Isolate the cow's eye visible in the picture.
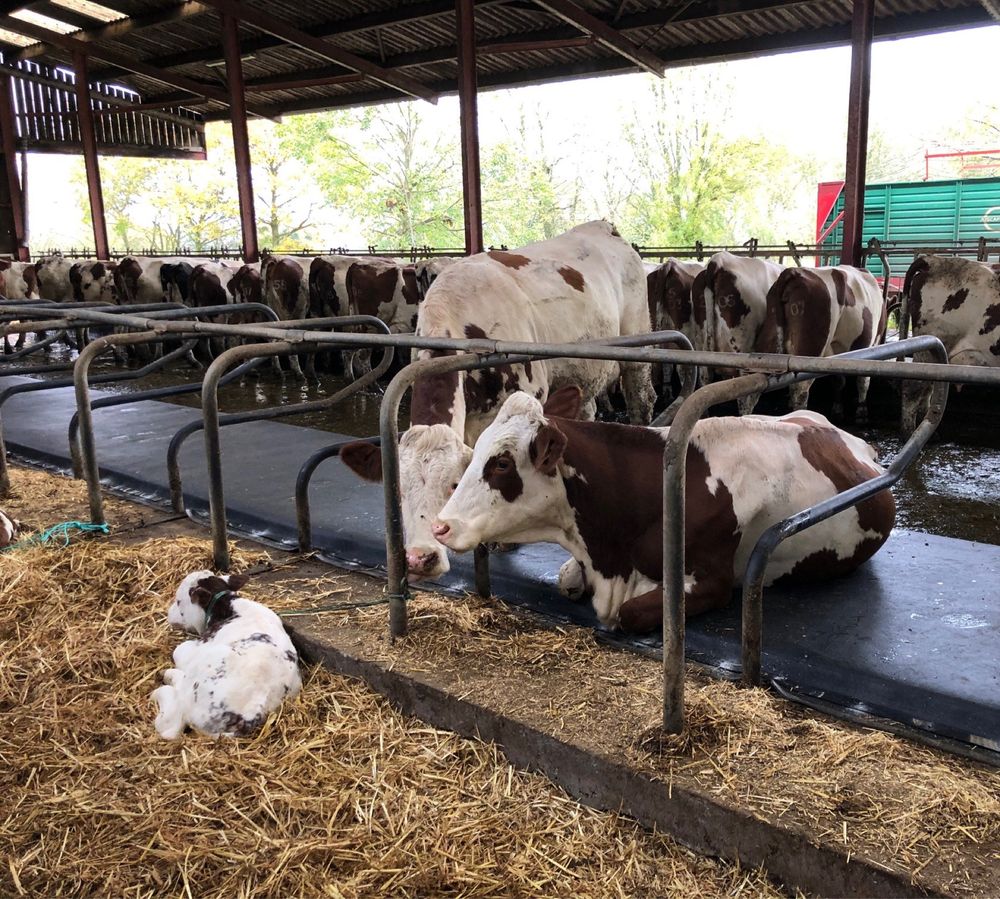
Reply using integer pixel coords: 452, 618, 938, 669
448, 482, 458, 494
495, 457, 511, 472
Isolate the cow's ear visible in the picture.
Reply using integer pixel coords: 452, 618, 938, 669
542, 385, 583, 420
529, 424, 567, 476
226, 573, 250, 592
341, 442, 383, 482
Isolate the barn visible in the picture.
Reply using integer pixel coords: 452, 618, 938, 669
2, 2, 1000, 896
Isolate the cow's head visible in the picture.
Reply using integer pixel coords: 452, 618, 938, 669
78, 262, 115, 303
341, 426, 473, 582
432, 389, 581, 553
167, 569, 250, 634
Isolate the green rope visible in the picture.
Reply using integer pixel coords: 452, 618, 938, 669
1, 520, 110, 553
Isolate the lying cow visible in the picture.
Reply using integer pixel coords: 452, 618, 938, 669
646, 258, 706, 394
340, 220, 657, 583
431, 388, 894, 632
696, 251, 784, 375
901, 255, 1000, 432
151, 570, 301, 739
745, 265, 886, 417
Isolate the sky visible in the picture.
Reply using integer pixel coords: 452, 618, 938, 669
22, 23, 1000, 251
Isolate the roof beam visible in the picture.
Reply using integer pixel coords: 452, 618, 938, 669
196, 0, 438, 103
15, 2, 208, 62
104, 0, 508, 75
28, 1, 104, 30
0, 13, 275, 118
530, 0, 664, 76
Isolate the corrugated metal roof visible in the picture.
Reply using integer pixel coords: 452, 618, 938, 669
0, 0, 992, 123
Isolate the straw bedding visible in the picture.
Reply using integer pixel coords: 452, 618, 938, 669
0, 467, 788, 899
327, 594, 1000, 896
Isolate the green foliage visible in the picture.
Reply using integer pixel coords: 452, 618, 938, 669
610, 73, 815, 245
307, 103, 464, 249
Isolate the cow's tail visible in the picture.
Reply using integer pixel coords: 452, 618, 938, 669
757, 267, 802, 355
899, 256, 929, 342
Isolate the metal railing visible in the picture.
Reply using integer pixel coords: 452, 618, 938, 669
7, 304, 1000, 739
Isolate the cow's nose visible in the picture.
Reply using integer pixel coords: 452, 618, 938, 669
431, 521, 450, 540
406, 548, 439, 574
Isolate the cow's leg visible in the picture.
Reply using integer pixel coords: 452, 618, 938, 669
581, 396, 598, 421
788, 381, 812, 412
621, 362, 656, 425
737, 390, 763, 416
289, 353, 305, 380
617, 574, 732, 634
557, 558, 590, 602
855, 375, 873, 424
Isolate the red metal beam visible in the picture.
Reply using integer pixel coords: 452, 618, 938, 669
0, 75, 28, 260
222, 13, 258, 264
456, 0, 482, 256
841, 0, 874, 268
72, 52, 109, 261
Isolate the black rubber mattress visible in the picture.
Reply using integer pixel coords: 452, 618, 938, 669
2, 374, 998, 761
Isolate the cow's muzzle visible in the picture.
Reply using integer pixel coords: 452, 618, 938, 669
405, 546, 446, 582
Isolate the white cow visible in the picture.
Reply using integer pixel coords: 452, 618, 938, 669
340, 220, 657, 582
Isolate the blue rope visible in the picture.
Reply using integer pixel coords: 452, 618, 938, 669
2, 520, 110, 553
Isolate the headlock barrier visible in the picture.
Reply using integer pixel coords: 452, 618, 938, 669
2, 301, 1000, 762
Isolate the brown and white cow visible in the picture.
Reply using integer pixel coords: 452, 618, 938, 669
901, 255, 1000, 432
432, 390, 895, 632
261, 253, 309, 377
35, 253, 77, 301
646, 258, 706, 393
69, 260, 116, 303
745, 265, 886, 416
414, 256, 459, 299
696, 251, 785, 375
340, 220, 657, 582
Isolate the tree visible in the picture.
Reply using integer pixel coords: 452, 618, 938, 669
481, 103, 583, 247
608, 71, 816, 245
308, 102, 464, 249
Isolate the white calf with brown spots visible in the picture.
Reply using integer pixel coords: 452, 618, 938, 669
152, 571, 301, 739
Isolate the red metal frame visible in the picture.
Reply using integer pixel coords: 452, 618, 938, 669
456, 0, 483, 256
841, 0, 874, 268
72, 52, 110, 261
222, 12, 259, 264
925, 148, 1000, 181
0, 75, 29, 261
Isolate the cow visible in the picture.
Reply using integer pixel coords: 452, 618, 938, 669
160, 261, 195, 304
35, 253, 76, 301
0, 260, 39, 352
69, 260, 116, 303
113, 256, 210, 306
186, 262, 242, 359
431, 388, 895, 632
415, 256, 459, 299
261, 253, 309, 377
228, 263, 262, 306
743, 265, 886, 418
339, 220, 657, 583
646, 258, 706, 395
695, 251, 785, 378
151, 570, 301, 739
344, 258, 422, 378
900, 255, 1000, 432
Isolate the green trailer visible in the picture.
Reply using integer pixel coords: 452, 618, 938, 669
816, 176, 1000, 282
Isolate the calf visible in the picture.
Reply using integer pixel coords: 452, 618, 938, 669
646, 258, 706, 393
0, 508, 19, 547
432, 390, 894, 632
696, 251, 784, 375
746, 265, 886, 417
261, 253, 309, 377
901, 255, 1000, 431
340, 220, 656, 583
151, 570, 301, 739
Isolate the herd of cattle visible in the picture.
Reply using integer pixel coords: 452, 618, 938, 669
3, 219, 998, 631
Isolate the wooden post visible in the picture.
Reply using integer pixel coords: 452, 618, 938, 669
222, 12, 259, 263
73, 51, 110, 260
0, 75, 28, 260
456, 0, 483, 256
841, 0, 875, 267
